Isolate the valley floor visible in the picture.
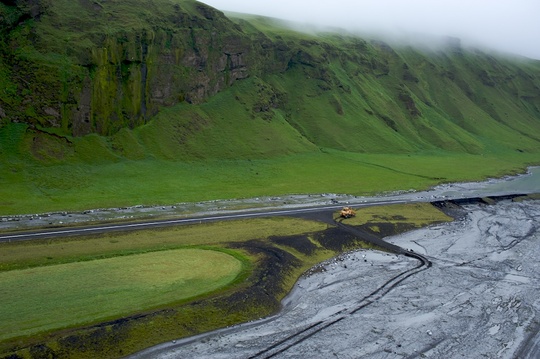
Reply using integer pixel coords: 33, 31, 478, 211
3, 166, 540, 232
134, 199, 540, 359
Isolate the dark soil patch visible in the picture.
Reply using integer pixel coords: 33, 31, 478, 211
270, 234, 318, 255
229, 239, 302, 297
313, 227, 361, 251
360, 222, 418, 239
431, 200, 469, 220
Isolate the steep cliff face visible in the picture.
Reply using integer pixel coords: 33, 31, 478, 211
0, 0, 260, 136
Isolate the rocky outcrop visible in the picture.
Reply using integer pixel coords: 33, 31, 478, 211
0, 0, 265, 136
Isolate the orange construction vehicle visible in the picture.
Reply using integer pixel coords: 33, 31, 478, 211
340, 206, 356, 218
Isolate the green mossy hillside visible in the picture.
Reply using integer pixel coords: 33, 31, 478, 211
1, 0, 539, 149
0, 0, 253, 135
0, 1, 540, 215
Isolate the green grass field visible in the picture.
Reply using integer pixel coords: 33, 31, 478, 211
0, 248, 242, 342
341, 202, 453, 227
0, 217, 326, 345
1, 135, 536, 215
0, 217, 327, 271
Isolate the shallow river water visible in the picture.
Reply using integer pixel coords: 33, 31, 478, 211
130, 169, 540, 359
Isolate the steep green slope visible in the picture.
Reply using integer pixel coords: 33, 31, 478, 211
0, 1, 539, 215
0, 0, 253, 135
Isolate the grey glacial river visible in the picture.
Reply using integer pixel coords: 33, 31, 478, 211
131, 168, 540, 359
428, 166, 540, 197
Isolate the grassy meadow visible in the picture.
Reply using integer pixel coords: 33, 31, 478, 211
0, 249, 243, 342
1, 150, 536, 216
1, 120, 537, 215
341, 202, 454, 228
0, 217, 327, 354
0, 217, 327, 271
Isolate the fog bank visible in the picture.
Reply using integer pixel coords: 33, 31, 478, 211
199, 0, 540, 60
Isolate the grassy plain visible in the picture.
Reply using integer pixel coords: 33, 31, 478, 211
0, 249, 242, 342
340, 202, 454, 237
1, 134, 536, 216
0, 217, 327, 271
341, 202, 454, 227
0, 218, 326, 351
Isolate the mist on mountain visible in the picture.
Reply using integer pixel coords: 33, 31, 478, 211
200, 0, 540, 60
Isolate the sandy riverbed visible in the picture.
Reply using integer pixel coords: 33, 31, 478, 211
135, 199, 540, 359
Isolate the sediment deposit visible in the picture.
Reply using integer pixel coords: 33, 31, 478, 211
141, 199, 540, 358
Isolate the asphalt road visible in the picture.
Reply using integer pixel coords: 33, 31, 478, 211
0, 199, 408, 243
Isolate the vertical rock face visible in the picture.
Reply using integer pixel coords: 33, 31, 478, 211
72, 76, 92, 136
0, 0, 257, 136
72, 10, 254, 136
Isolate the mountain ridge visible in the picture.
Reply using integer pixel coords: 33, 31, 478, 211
0, 0, 539, 150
